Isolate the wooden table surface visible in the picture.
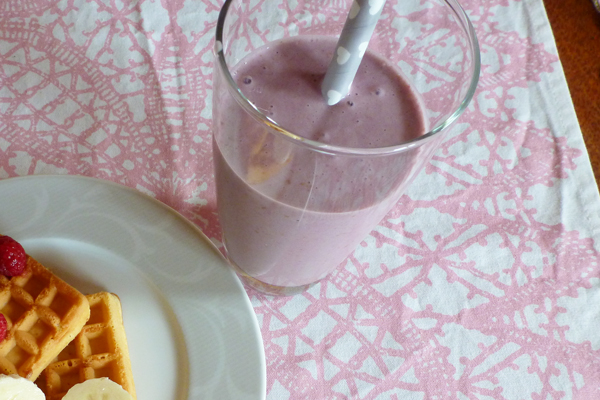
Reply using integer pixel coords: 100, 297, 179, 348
544, 0, 600, 186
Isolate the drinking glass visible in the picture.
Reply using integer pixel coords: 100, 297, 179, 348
212, 0, 480, 295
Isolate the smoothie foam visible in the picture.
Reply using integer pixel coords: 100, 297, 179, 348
213, 36, 427, 287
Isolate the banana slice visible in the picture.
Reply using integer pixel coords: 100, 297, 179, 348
0, 374, 45, 399
63, 378, 134, 400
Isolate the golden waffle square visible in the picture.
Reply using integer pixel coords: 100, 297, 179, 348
38, 292, 136, 400
0, 255, 91, 381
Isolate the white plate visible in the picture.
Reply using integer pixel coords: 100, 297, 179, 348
0, 175, 266, 400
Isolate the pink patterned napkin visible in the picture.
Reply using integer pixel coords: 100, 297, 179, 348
1, 0, 599, 399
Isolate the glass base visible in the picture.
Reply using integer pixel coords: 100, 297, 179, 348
227, 258, 317, 296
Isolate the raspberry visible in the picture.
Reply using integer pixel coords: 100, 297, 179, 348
0, 235, 27, 277
0, 313, 7, 342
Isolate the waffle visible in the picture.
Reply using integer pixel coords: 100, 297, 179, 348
0, 255, 91, 381
38, 292, 136, 400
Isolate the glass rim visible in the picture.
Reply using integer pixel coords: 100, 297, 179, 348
214, 0, 481, 156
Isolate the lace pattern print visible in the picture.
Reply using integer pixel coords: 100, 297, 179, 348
1, 0, 599, 399
0, 0, 221, 238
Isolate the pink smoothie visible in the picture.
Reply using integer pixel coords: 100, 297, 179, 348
213, 36, 427, 288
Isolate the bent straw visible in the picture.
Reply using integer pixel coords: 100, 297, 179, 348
321, 0, 387, 106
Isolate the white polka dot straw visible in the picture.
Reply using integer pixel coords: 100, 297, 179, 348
321, 0, 387, 106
